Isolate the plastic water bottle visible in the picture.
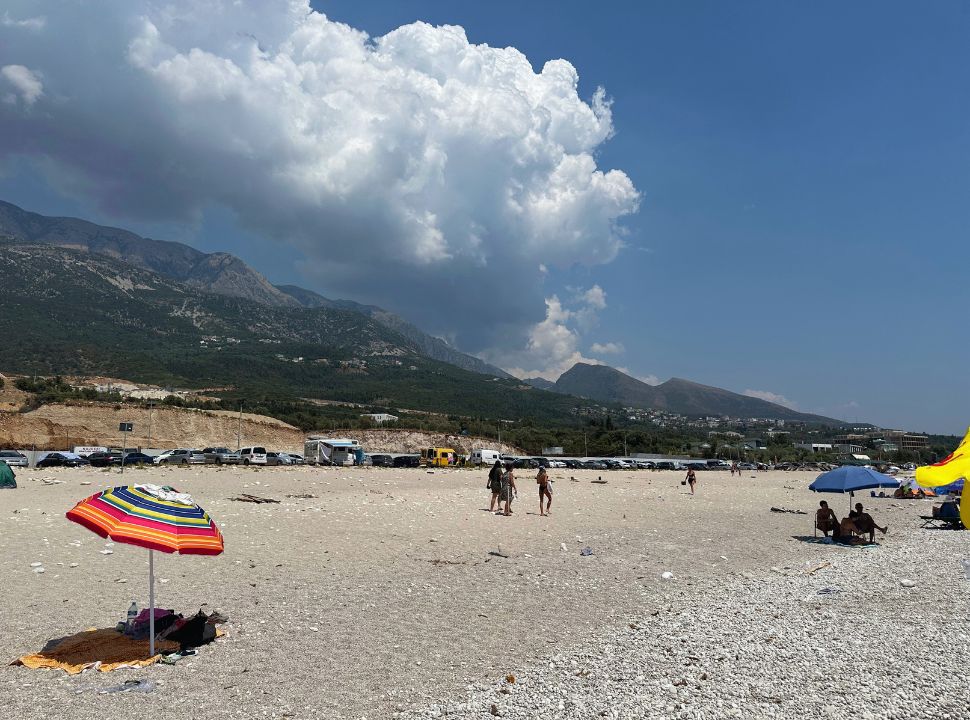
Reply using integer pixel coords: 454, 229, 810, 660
961, 559, 970, 580
126, 600, 138, 632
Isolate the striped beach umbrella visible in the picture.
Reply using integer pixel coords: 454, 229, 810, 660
67, 485, 223, 655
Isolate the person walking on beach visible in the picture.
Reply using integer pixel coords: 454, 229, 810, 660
499, 463, 517, 516
685, 467, 697, 494
537, 465, 552, 516
487, 460, 503, 512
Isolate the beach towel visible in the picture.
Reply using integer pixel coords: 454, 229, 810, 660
11, 628, 179, 674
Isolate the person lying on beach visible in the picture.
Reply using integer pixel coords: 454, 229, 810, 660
851, 503, 887, 543
815, 501, 839, 537
537, 466, 552, 516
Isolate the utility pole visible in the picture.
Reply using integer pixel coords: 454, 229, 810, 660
236, 402, 243, 451
147, 402, 154, 448
584, 432, 588, 457
623, 431, 628, 457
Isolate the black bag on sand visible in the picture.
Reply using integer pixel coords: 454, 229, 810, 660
165, 610, 210, 651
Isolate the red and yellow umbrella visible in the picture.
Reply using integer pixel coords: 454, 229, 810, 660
67, 485, 224, 655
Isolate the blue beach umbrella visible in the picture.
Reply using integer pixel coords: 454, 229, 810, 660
810, 466, 900, 511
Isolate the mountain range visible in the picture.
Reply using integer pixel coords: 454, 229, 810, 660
0, 200, 508, 379
0, 199, 842, 424
527, 363, 840, 424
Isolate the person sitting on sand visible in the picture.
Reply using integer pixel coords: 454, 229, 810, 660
487, 460, 504, 512
537, 466, 552, 516
815, 500, 839, 537
851, 503, 888, 543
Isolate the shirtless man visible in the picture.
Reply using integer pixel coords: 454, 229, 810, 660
815, 500, 838, 537
537, 466, 552, 516
852, 503, 888, 543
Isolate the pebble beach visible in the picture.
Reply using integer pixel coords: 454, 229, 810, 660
0, 465, 965, 719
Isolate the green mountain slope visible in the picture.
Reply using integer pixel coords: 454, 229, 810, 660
0, 242, 581, 421
0, 199, 509, 379
275, 284, 511, 378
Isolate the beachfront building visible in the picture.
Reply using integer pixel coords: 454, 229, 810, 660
361, 413, 399, 424
794, 443, 834, 453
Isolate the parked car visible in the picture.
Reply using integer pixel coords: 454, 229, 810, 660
738, 462, 757, 471
369, 454, 393, 467
531, 457, 551, 468
86, 451, 124, 467
265, 451, 293, 466
513, 457, 539, 469
239, 446, 268, 465
121, 452, 156, 466
548, 459, 567, 468
154, 449, 194, 465
0, 450, 29, 467
392, 454, 420, 468
283, 453, 305, 465
195, 447, 240, 465
37, 452, 89, 468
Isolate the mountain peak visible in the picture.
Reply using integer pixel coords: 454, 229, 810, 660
555, 362, 839, 422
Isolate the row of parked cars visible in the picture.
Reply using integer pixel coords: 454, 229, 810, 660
0, 447, 306, 468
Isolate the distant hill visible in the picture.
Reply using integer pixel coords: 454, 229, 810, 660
553, 363, 842, 423
0, 200, 508, 379
0, 242, 579, 421
522, 377, 557, 391
274, 285, 510, 378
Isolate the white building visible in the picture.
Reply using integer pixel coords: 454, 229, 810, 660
361, 413, 399, 424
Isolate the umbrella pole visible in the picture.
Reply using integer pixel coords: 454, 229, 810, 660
149, 549, 155, 657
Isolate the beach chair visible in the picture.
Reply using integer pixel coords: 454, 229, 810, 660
920, 502, 964, 530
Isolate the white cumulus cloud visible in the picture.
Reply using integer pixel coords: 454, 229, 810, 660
743, 389, 798, 409
1, 64, 42, 105
590, 341, 624, 354
0, 0, 640, 363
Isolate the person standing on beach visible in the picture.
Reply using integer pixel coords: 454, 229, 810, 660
500, 463, 517, 516
487, 460, 503, 512
537, 465, 552, 516
686, 467, 697, 494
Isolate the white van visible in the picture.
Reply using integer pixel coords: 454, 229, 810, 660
239, 446, 268, 465
470, 448, 501, 466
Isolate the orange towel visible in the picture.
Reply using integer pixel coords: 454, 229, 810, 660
12, 628, 179, 674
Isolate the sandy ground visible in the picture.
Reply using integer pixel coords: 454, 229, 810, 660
0, 466, 955, 719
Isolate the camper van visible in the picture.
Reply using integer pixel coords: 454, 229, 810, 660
421, 447, 456, 467
304, 437, 362, 466
470, 449, 501, 466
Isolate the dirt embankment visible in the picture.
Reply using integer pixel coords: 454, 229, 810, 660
0, 403, 303, 451
0, 402, 524, 455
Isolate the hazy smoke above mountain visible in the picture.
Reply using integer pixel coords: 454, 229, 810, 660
0, 1, 639, 371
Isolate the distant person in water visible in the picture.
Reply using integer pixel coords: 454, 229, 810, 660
537, 465, 552, 516
487, 460, 503, 512
686, 467, 697, 494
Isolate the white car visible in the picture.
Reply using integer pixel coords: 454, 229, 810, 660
548, 460, 567, 468
239, 446, 268, 465
0, 450, 28, 467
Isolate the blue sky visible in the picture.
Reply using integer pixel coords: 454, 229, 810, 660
1, 1, 967, 433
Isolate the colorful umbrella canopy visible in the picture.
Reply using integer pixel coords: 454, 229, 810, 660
67, 484, 223, 657
67, 485, 223, 555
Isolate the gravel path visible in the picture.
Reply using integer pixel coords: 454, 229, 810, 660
402, 523, 970, 720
